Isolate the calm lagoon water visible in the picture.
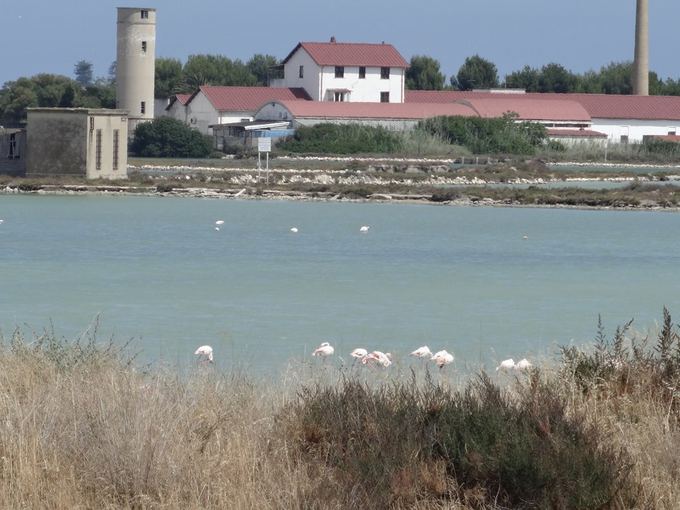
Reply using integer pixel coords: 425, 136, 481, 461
1, 194, 679, 375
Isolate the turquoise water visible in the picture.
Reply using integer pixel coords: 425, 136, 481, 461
1, 195, 679, 375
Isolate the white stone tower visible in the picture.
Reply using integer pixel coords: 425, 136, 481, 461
633, 0, 649, 96
116, 7, 156, 132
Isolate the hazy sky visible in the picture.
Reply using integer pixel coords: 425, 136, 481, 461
2, 0, 679, 85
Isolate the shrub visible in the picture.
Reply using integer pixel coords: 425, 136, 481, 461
418, 113, 548, 155
130, 117, 213, 158
561, 308, 680, 404
280, 375, 630, 508
278, 123, 404, 154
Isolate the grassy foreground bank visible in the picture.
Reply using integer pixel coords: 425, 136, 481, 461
1, 312, 680, 509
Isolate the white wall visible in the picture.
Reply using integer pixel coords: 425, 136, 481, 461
592, 118, 680, 143
218, 112, 254, 124
255, 102, 294, 122
280, 49, 321, 100
254, 102, 416, 129
185, 91, 218, 134
319, 66, 404, 103
165, 101, 187, 123
154, 98, 169, 118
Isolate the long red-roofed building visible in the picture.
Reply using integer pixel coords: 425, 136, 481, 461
406, 90, 680, 143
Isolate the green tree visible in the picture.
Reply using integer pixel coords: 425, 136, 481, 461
182, 54, 257, 89
595, 62, 633, 94
537, 63, 578, 93
455, 55, 499, 91
108, 61, 117, 85
59, 83, 76, 107
0, 78, 38, 124
155, 57, 184, 98
130, 117, 213, 158
74, 60, 93, 87
504, 65, 540, 91
406, 55, 446, 90
246, 54, 280, 86
659, 78, 680, 96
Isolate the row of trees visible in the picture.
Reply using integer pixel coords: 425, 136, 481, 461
0, 55, 277, 125
0, 61, 116, 125
154, 54, 279, 98
406, 55, 680, 95
157, 52, 680, 98
3, 52, 680, 125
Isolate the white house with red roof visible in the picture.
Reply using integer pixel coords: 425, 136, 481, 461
181, 85, 310, 134
271, 38, 408, 103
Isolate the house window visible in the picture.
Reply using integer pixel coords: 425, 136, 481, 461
669, 130, 677, 136
359, 66, 366, 79
141, 41, 147, 53
333, 91, 347, 102
380, 92, 390, 103
96, 129, 102, 170
381, 67, 390, 79
8, 134, 17, 160
141, 101, 146, 114
140, 9, 149, 18
335, 66, 344, 78
299, 65, 304, 78
113, 130, 119, 170
620, 135, 629, 144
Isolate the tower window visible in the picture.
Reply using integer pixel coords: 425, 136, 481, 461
141, 41, 147, 53
95, 129, 102, 170
140, 10, 149, 19
141, 101, 146, 114
113, 130, 119, 170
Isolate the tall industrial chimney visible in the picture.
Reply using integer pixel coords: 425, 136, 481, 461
116, 7, 156, 133
633, 0, 649, 96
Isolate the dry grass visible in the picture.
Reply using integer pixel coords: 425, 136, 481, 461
1, 313, 680, 509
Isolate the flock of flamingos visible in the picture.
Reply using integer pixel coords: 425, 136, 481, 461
193, 343, 533, 372
199, 220, 534, 373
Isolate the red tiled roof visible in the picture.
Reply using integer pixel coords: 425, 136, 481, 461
648, 135, 680, 142
459, 98, 590, 122
175, 93, 191, 105
165, 93, 192, 111
191, 86, 310, 112
262, 100, 478, 120
283, 41, 408, 68
547, 129, 608, 138
405, 90, 680, 121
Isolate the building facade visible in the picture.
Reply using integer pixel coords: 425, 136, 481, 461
26, 108, 128, 180
272, 39, 408, 103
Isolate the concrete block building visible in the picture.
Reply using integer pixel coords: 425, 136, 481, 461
26, 108, 128, 180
